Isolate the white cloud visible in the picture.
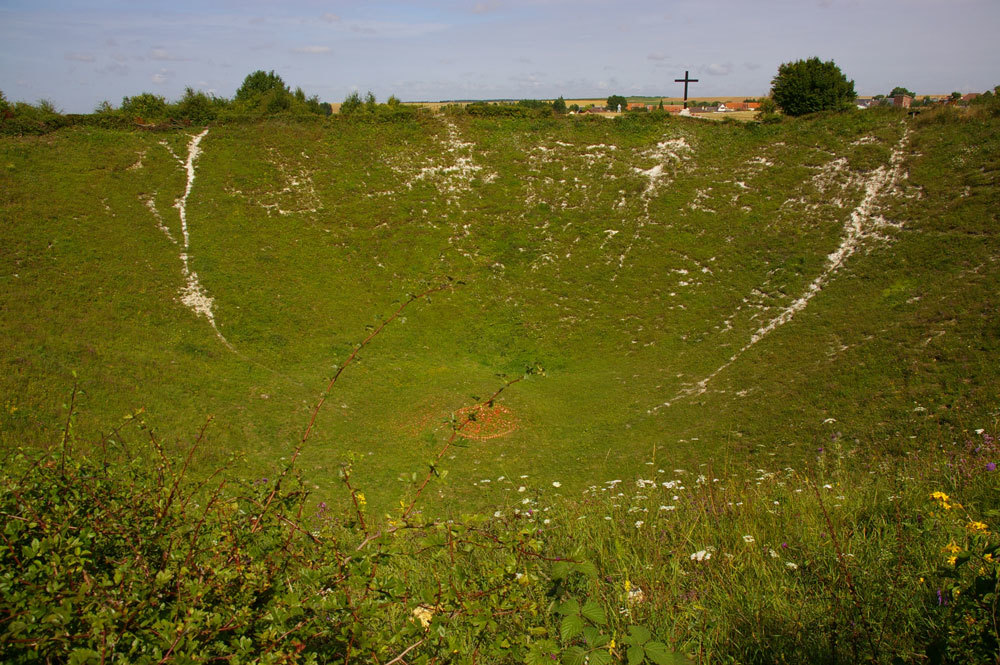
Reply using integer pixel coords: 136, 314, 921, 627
293, 45, 332, 54
473, 2, 502, 14
321, 13, 341, 22
647, 53, 669, 62
150, 49, 189, 62
99, 62, 130, 76
706, 62, 734, 76
151, 69, 172, 84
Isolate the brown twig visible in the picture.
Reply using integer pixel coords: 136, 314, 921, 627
386, 639, 424, 665
402, 373, 528, 521
253, 280, 455, 532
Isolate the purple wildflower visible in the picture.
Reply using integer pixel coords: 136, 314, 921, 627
988, 462, 997, 472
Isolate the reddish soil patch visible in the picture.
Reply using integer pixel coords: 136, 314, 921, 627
454, 403, 518, 440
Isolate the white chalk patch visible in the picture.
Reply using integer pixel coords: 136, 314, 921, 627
652, 127, 912, 412
145, 130, 232, 349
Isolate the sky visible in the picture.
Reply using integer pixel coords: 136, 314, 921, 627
1, 0, 998, 113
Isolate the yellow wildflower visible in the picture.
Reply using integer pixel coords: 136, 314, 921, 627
968, 521, 988, 533
918, 577, 924, 584
930, 491, 950, 502
356, 492, 367, 508
608, 639, 616, 652
943, 542, 962, 554
984, 553, 994, 563
947, 555, 958, 566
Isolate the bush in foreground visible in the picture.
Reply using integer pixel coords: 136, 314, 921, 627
4, 407, 998, 663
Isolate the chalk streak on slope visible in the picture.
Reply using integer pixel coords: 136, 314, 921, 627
651, 128, 911, 412
145, 130, 233, 350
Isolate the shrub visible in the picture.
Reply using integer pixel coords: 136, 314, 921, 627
120, 92, 168, 121
174, 87, 220, 124
770, 57, 856, 117
339, 91, 363, 115
235, 70, 289, 103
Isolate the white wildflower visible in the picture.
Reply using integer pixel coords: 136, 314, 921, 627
412, 606, 433, 628
690, 549, 711, 562
552, 481, 561, 488
743, 535, 755, 544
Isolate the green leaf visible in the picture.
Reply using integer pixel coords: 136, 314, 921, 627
625, 625, 651, 646
627, 645, 646, 665
581, 600, 606, 625
556, 599, 581, 616
644, 642, 689, 665
574, 561, 599, 579
552, 561, 571, 580
525, 640, 559, 665
561, 613, 585, 642
589, 649, 613, 665
562, 646, 587, 665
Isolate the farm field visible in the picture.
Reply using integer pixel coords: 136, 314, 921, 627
3, 107, 998, 517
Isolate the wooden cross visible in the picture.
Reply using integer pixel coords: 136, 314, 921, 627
674, 70, 699, 109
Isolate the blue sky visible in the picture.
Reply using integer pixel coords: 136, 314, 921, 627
2, 0, 998, 112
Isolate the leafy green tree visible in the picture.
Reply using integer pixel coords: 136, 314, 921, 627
951, 91, 962, 101
606, 95, 627, 111
340, 91, 363, 114
235, 70, 288, 102
889, 86, 915, 98
769, 57, 856, 116
175, 87, 220, 123
121, 92, 167, 120
0, 90, 9, 115
552, 96, 567, 114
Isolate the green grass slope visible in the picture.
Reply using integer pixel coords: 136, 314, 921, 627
1, 108, 998, 514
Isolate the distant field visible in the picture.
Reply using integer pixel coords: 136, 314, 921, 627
2, 107, 998, 516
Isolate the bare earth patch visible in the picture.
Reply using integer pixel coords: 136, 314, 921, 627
455, 403, 518, 440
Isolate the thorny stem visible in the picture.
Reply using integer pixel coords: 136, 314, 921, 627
402, 373, 527, 521
810, 479, 878, 659
60, 382, 79, 475
253, 280, 455, 532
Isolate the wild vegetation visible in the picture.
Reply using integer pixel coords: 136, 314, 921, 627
1, 79, 999, 662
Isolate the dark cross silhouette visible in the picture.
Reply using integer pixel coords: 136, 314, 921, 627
674, 70, 699, 109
